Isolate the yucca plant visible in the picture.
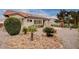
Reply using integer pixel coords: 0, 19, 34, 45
28, 25, 36, 41
22, 27, 27, 34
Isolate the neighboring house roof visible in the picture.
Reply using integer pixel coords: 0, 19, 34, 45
4, 10, 50, 20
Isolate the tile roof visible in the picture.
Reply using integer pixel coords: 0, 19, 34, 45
4, 10, 29, 17
4, 10, 50, 20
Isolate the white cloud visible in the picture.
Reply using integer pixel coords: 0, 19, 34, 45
50, 16, 58, 19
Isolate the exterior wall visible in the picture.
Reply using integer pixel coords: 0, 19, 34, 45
49, 19, 54, 25
22, 18, 44, 28
44, 19, 54, 27
34, 19, 43, 26
22, 18, 34, 28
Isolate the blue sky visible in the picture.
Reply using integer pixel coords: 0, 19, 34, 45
0, 9, 79, 20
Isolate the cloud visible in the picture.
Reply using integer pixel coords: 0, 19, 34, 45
50, 16, 58, 19
27, 9, 48, 16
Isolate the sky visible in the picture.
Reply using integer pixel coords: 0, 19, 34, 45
0, 9, 79, 21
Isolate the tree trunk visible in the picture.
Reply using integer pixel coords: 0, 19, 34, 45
76, 17, 78, 26
68, 20, 70, 28
31, 32, 33, 41
74, 17, 78, 27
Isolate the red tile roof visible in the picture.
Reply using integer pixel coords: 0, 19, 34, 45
4, 10, 50, 20
4, 10, 29, 17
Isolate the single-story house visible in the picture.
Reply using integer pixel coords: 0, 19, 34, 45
4, 10, 50, 28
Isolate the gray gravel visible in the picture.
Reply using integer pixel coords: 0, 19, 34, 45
55, 27, 79, 49
0, 28, 63, 49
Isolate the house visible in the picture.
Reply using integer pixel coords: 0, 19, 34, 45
4, 10, 50, 28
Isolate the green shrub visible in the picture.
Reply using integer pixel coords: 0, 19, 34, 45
4, 17, 21, 35
51, 24, 59, 27
22, 27, 27, 34
43, 27, 56, 37
71, 25, 78, 28
64, 24, 69, 28
28, 25, 37, 32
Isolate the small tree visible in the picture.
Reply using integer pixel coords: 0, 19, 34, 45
4, 17, 21, 35
28, 25, 36, 41
43, 27, 56, 37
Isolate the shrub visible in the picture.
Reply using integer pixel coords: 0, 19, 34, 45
4, 17, 21, 35
28, 25, 37, 32
22, 27, 27, 34
71, 25, 78, 28
43, 27, 56, 37
51, 24, 59, 27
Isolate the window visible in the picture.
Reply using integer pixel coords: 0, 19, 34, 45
27, 19, 32, 22
34, 20, 42, 24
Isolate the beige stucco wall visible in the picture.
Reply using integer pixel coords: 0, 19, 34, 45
22, 18, 34, 28
22, 18, 44, 28
44, 19, 54, 27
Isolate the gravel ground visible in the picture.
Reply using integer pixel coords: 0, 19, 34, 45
0, 28, 63, 49
55, 27, 79, 49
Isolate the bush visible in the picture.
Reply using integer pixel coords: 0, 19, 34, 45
51, 24, 59, 27
22, 27, 27, 34
28, 25, 37, 32
4, 17, 21, 35
43, 27, 56, 37
71, 25, 78, 28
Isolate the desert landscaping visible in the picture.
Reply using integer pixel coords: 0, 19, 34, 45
0, 27, 63, 49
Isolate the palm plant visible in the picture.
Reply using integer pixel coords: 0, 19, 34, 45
28, 25, 36, 41
22, 27, 27, 34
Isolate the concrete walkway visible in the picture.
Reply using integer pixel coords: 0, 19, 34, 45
55, 27, 79, 49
